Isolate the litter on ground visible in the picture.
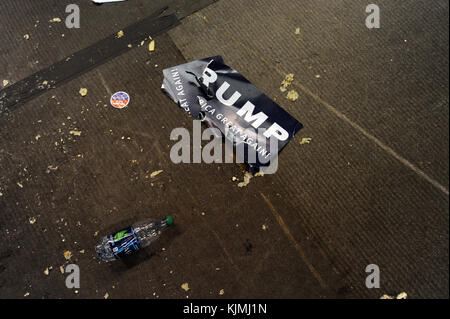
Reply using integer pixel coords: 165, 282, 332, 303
79, 88, 88, 97
149, 40, 155, 51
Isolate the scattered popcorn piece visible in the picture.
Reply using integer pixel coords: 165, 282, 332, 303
262, 224, 268, 230
219, 289, 225, 295
150, 170, 163, 178
46, 165, 58, 173
181, 283, 190, 292
127, 44, 132, 48
300, 137, 312, 145
2, 80, 9, 87
63, 250, 72, 260
24, 34, 30, 40
60, 266, 65, 274
49, 17, 62, 23
69, 130, 82, 136
231, 176, 237, 181
396, 292, 407, 299
117, 30, 124, 38
238, 172, 252, 188
280, 73, 294, 92
104, 292, 109, 299
29, 217, 36, 224
149, 40, 155, 51
35, 134, 41, 141
286, 90, 299, 102
380, 294, 394, 299
295, 27, 301, 35
79, 88, 88, 97
16, 182, 23, 188
24, 292, 30, 297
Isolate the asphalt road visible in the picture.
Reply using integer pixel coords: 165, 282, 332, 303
0, 0, 448, 298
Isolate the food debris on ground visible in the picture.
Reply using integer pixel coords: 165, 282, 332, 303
49, 17, 62, 23
286, 90, 299, 102
24, 34, 30, 40
181, 283, 190, 291
262, 224, 268, 230
16, 182, 23, 188
295, 27, 301, 35
29, 217, 36, 224
300, 137, 312, 145
127, 44, 132, 48
380, 291, 408, 299
46, 165, 58, 173
150, 170, 163, 178
231, 176, 238, 181
35, 134, 41, 141
104, 292, 109, 299
60, 266, 65, 274
2, 79, 9, 87
219, 289, 225, 295
79, 88, 88, 97
117, 30, 124, 38
280, 73, 294, 92
24, 292, 30, 297
44, 266, 52, 275
396, 292, 407, 299
149, 40, 155, 51
69, 130, 82, 136
237, 172, 252, 188
63, 250, 72, 260
238, 170, 264, 188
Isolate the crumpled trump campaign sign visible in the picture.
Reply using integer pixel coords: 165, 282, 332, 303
162, 56, 303, 170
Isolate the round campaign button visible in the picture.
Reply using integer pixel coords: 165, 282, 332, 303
110, 91, 130, 109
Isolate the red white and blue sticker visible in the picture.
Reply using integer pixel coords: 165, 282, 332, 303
110, 91, 130, 109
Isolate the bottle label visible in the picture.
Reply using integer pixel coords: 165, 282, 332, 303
109, 227, 140, 259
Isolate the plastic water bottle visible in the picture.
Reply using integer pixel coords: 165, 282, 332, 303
95, 216, 174, 262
